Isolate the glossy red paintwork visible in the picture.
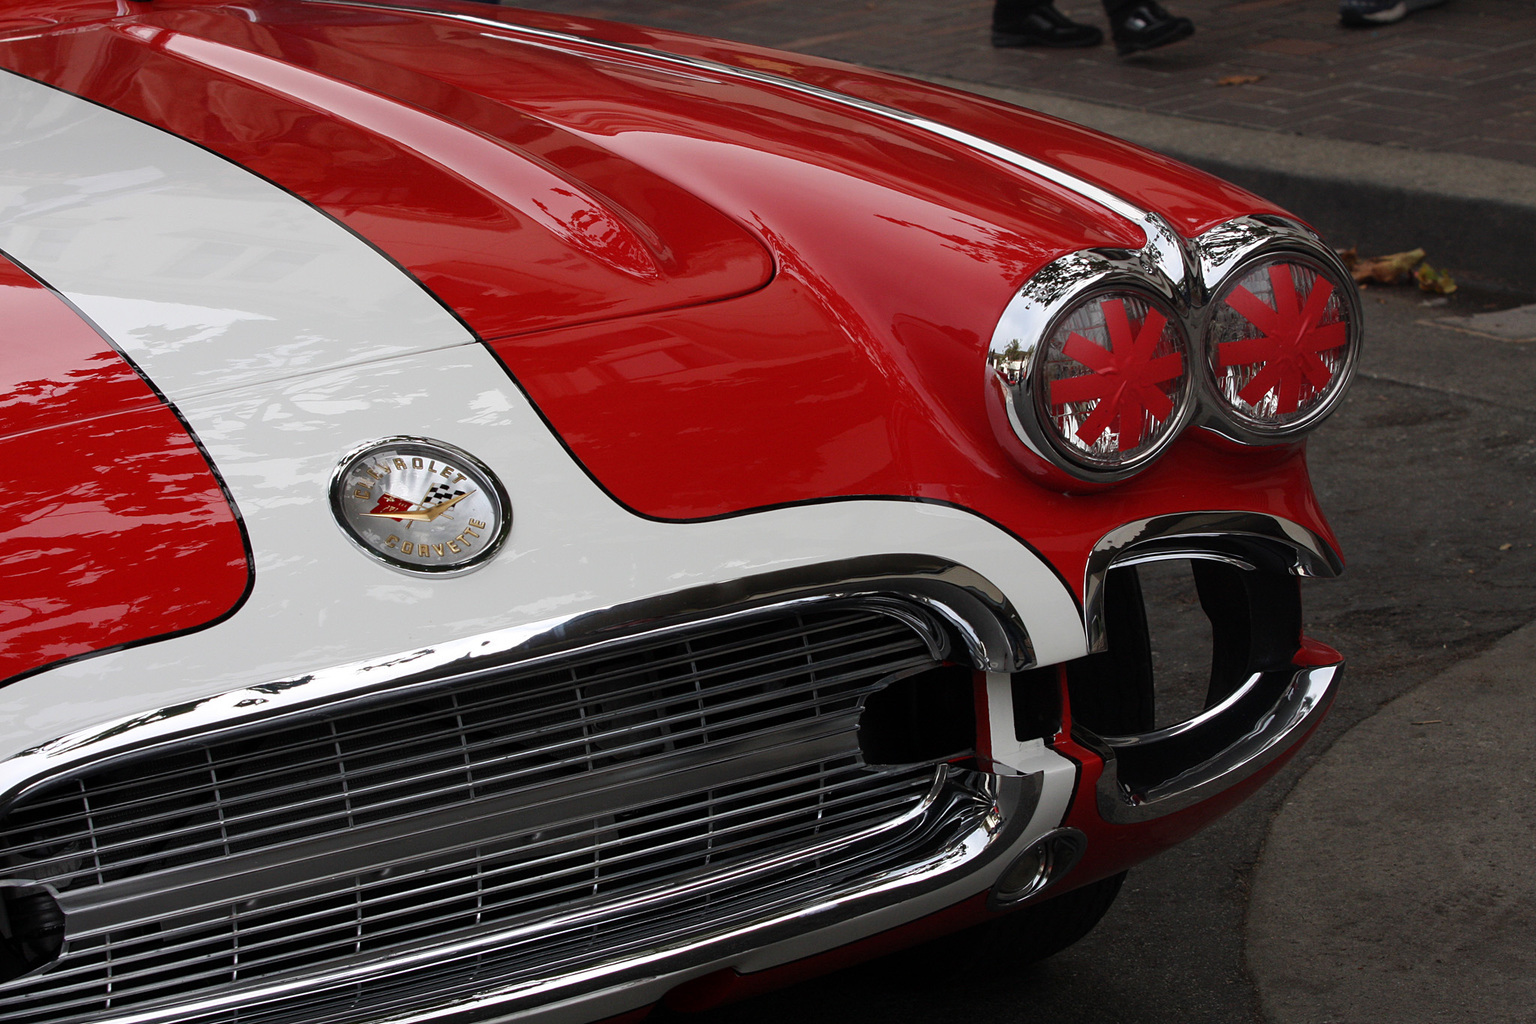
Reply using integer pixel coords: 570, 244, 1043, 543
0, 5, 775, 340
497, 278, 1337, 595
0, 0, 132, 33
0, 1, 1159, 341
0, 0, 1339, 605
484, 5, 1286, 241
0, 6, 1347, 1011
0, 257, 250, 684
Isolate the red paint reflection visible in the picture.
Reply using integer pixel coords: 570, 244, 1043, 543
0, 258, 250, 683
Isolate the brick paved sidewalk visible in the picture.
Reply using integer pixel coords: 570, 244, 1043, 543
504, 0, 1536, 168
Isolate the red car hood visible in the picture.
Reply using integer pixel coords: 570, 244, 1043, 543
0, 0, 1276, 349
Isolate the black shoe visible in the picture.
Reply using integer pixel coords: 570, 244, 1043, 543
1110, 1, 1194, 54
991, 5, 1104, 48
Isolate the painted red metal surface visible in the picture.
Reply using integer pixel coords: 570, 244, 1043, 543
0, 5, 775, 341
0, 0, 133, 33
0, 0, 1339, 603
0, 257, 250, 684
494, 278, 1337, 596
0, 1, 1155, 339
484, 3, 1286, 241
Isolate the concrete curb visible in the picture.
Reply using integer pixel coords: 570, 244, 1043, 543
914, 74, 1536, 292
1244, 618, 1536, 1024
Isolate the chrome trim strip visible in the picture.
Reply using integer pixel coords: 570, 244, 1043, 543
1193, 214, 1328, 294
1097, 670, 1265, 746
1082, 511, 1342, 652
311, 1, 1185, 282
0, 555, 1033, 813
1092, 660, 1340, 824
1107, 549, 1256, 572
0, 563, 1051, 1023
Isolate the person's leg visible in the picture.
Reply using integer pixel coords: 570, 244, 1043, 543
1101, 0, 1194, 54
992, 0, 1104, 47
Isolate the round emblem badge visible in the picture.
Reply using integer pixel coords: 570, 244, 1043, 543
330, 437, 510, 575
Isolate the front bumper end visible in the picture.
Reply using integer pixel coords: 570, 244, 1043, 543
1093, 649, 1340, 825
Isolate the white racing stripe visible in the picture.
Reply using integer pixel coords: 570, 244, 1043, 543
0, 69, 1084, 764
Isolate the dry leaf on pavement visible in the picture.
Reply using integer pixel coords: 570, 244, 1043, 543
1334, 246, 1457, 293
1357, 248, 1425, 284
1414, 261, 1458, 294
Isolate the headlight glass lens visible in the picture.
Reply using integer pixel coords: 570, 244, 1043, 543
1207, 258, 1353, 433
1036, 291, 1189, 471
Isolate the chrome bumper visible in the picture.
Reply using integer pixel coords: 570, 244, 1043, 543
1092, 657, 1341, 824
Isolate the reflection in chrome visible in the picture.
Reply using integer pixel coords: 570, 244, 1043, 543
0, 560, 1047, 1024
989, 216, 1362, 477
315, 1, 1188, 285
987, 250, 1194, 481
1, 555, 1034, 798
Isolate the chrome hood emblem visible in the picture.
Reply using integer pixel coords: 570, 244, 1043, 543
330, 437, 511, 575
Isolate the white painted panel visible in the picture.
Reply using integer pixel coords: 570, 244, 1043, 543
0, 72, 472, 401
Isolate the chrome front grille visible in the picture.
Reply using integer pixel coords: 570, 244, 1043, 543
0, 604, 983, 1024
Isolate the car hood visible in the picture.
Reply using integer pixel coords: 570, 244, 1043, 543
0, 0, 1276, 360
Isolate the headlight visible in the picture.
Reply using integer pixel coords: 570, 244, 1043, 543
1205, 256, 1357, 435
1036, 290, 1191, 472
989, 218, 1360, 485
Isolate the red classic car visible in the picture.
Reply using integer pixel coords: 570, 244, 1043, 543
0, 2, 1356, 1022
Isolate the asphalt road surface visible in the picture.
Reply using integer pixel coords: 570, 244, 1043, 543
653, 285, 1536, 1024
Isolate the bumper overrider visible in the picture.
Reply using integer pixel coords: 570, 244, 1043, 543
0, 510, 1340, 1024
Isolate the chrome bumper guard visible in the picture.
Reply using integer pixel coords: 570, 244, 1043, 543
1080, 510, 1345, 824
1091, 657, 1341, 824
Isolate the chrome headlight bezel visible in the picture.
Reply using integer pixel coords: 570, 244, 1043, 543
1196, 246, 1362, 442
988, 252, 1195, 481
988, 215, 1362, 481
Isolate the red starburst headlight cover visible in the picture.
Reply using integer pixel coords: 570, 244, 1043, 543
1207, 258, 1354, 433
1036, 291, 1191, 471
